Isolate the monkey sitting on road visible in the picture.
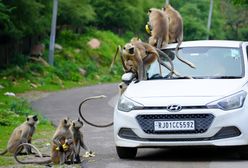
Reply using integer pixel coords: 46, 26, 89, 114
13, 117, 74, 165
162, 4, 196, 69
69, 118, 90, 163
0, 115, 38, 155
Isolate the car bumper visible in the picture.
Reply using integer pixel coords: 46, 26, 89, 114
114, 107, 248, 148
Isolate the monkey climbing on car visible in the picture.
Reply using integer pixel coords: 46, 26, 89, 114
147, 8, 169, 48
0, 115, 38, 155
162, 4, 196, 68
131, 38, 181, 77
123, 38, 182, 80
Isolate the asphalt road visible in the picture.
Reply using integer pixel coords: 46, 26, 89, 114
31, 83, 248, 168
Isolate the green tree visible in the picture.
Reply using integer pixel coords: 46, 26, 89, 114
57, 0, 95, 32
1, 0, 52, 41
90, 0, 150, 35
220, 0, 248, 40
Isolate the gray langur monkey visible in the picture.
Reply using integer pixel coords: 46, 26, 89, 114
51, 117, 72, 164
162, 4, 196, 68
69, 118, 89, 163
148, 8, 169, 48
0, 115, 38, 155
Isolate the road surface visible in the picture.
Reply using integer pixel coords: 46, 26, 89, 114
31, 83, 248, 168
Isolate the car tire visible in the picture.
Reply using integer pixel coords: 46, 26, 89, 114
116, 146, 137, 159
238, 146, 248, 160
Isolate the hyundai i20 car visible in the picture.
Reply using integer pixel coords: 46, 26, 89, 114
114, 40, 248, 159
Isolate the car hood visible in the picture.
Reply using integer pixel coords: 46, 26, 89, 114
125, 79, 246, 99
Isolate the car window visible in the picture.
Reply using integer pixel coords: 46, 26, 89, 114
147, 47, 244, 79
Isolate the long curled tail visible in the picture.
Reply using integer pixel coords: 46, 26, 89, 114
156, 48, 181, 77
79, 95, 113, 128
0, 149, 7, 155
110, 46, 122, 72
14, 143, 51, 164
175, 41, 196, 69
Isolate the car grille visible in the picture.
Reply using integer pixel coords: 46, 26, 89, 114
136, 114, 214, 134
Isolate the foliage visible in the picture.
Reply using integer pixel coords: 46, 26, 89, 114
0, 30, 125, 93
220, 0, 248, 40
58, 0, 95, 31
0, 0, 52, 40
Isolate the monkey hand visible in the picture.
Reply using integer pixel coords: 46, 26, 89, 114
145, 23, 152, 35
62, 143, 69, 151
56, 144, 64, 152
59, 145, 63, 152
56, 143, 69, 152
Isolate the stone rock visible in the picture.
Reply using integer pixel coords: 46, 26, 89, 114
4, 92, 16, 97
75, 48, 81, 53
30, 83, 38, 88
79, 68, 87, 76
55, 43, 63, 50
87, 38, 101, 49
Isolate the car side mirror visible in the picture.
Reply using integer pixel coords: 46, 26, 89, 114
121, 72, 135, 84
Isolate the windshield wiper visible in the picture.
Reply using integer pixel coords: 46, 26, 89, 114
148, 73, 163, 80
192, 76, 242, 79
170, 76, 192, 79
212, 76, 242, 79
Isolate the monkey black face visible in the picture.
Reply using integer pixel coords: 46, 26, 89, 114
148, 9, 151, 14
123, 43, 135, 55
27, 115, 39, 124
62, 117, 71, 127
72, 119, 83, 129
128, 47, 135, 54
33, 115, 38, 122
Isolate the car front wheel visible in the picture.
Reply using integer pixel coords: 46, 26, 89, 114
116, 146, 137, 159
239, 146, 248, 160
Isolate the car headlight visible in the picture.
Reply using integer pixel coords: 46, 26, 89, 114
207, 91, 247, 111
117, 96, 143, 112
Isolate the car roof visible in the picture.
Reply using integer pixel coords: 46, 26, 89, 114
163, 40, 244, 49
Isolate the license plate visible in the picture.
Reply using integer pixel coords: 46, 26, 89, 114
154, 120, 195, 131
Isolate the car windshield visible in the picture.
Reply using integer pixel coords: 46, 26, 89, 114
147, 47, 244, 80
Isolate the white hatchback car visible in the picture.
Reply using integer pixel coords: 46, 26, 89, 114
114, 40, 248, 159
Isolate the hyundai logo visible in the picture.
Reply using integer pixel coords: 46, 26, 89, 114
167, 105, 182, 112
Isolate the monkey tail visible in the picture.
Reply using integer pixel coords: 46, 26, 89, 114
0, 149, 7, 155
175, 41, 196, 69
156, 37, 163, 49
110, 45, 122, 72
155, 48, 181, 77
79, 95, 113, 128
14, 143, 51, 165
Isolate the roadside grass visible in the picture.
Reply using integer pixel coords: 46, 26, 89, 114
0, 29, 124, 166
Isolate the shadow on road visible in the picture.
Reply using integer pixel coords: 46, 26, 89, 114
135, 147, 244, 162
